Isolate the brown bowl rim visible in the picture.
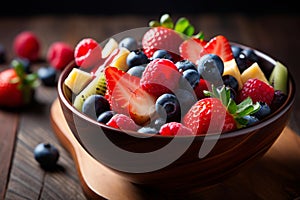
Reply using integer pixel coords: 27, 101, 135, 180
57, 42, 296, 141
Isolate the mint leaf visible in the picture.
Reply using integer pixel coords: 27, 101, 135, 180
175, 17, 190, 33
183, 25, 195, 36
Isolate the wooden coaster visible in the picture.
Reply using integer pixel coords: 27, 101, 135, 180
50, 99, 300, 200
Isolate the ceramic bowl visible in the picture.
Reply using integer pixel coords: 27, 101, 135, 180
57, 43, 295, 193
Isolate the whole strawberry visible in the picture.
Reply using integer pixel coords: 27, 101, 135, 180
0, 59, 39, 108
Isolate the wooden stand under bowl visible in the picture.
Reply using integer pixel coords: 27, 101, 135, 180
50, 99, 300, 200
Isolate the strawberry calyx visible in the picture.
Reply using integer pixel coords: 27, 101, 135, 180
11, 59, 39, 104
149, 13, 204, 40
204, 85, 261, 128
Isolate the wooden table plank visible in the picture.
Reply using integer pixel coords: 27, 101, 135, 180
0, 111, 19, 200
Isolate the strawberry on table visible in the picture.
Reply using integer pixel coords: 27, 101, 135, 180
0, 59, 39, 108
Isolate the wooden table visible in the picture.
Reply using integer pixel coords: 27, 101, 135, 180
1, 14, 300, 200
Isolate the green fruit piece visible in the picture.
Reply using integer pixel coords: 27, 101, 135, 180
269, 61, 288, 94
160, 14, 174, 29
73, 72, 106, 111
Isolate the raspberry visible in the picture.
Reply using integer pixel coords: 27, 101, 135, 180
159, 122, 194, 136
74, 38, 102, 69
13, 31, 40, 61
237, 78, 275, 105
140, 58, 181, 97
106, 114, 139, 131
47, 42, 74, 70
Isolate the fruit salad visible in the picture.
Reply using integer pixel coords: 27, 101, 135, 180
64, 14, 289, 136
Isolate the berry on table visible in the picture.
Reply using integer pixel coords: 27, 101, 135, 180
47, 41, 74, 70
37, 66, 57, 86
34, 143, 60, 170
13, 31, 40, 62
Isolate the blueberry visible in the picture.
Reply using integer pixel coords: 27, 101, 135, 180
126, 49, 149, 68
270, 90, 287, 111
37, 66, 57, 86
197, 54, 224, 86
236, 49, 259, 73
253, 102, 271, 120
137, 127, 158, 134
155, 93, 181, 122
82, 94, 110, 120
152, 49, 173, 61
181, 69, 200, 89
242, 115, 259, 126
126, 65, 145, 78
222, 74, 239, 92
119, 37, 138, 51
0, 44, 6, 64
11, 58, 32, 74
97, 110, 115, 124
34, 143, 59, 169
231, 45, 242, 58
175, 60, 197, 72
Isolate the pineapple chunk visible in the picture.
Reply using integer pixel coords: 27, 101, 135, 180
241, 62, 269, 85
109, 47, 130, 71
101, 38, 118, 59
223, 59, 243, 90
64, 68, 93, 94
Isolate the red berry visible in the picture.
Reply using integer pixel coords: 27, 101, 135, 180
200, 35, 234, 62
142, 27, 183, 60
183, 98, 237, 135
237, 78, 275, 106
179, 38, 206, 64
106, 114, 139, 131
194, 79, 210, 100
159, 122, 194, 136
74, 38, 102, 69
13, 31, 40, 61
140, 58, 181, 97
47, 42, 74, 70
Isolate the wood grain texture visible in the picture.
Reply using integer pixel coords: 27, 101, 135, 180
0, 14, 299, 199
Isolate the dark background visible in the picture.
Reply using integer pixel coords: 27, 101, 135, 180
1, 0, 299, 16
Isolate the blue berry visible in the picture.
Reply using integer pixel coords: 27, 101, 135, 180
119, 37, 138, 51
231, 45, 242, 58
137, 127, 158, 134
181, 69, 200, 88
222, 74, 239, 92
175, 60, 197, 72
82, 94, 110, 120
37, 66, 57, 86
253, 102, 271, 120
197, 54, 224, 85
155, 93, 181, 122
152, 49, 173, 61
126, 65, 145, 78
236, 49, 259, 73
126, 49, 149, 68
242, 115, 259, 126
34, 143, 59, 169
270, 90, 287, 111
11, 58, 32, 74
97, 110, 115, 124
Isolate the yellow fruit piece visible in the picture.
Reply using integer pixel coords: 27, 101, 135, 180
102, 38, 118, 59
241, 62, 269, 85
110, 47, 130, 71
223, 59, 243, 90
64, 68, 93, 94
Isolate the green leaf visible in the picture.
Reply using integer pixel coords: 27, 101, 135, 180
11, 59, 25, 79
149, 20, 160, 27
193, 31, 205, 40
175, 17, 190, 33
160, 14, 174, 29
227, 98, 237, 114
183, 25, 195, 36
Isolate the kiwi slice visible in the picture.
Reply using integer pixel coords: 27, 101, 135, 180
269, 61, 288, 94
73, 72, 107, 111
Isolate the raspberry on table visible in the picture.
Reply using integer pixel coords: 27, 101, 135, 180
47, 41, 74, 70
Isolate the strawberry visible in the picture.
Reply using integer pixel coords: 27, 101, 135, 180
200, 35, 234, 62
106, 113, 139, 131
142, 27, 183, 60
0, 59, 38, 108
104, 66, 140, 114
179, 37, 207, 64
237, 78, 275, 106
194, 79, 210, 100
140, 58, 181, 97
183, 98, 237, 135
159, 122, 194, 136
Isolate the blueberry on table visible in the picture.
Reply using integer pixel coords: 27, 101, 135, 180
37, 66, 57, 86
34, 143, 59, 169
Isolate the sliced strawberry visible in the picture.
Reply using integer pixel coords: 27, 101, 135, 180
142, 27, 183, 60
179, 38, 207, 64
200, 35, 234, 62
104, 66, 140, 115
140, 58, 181, 97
